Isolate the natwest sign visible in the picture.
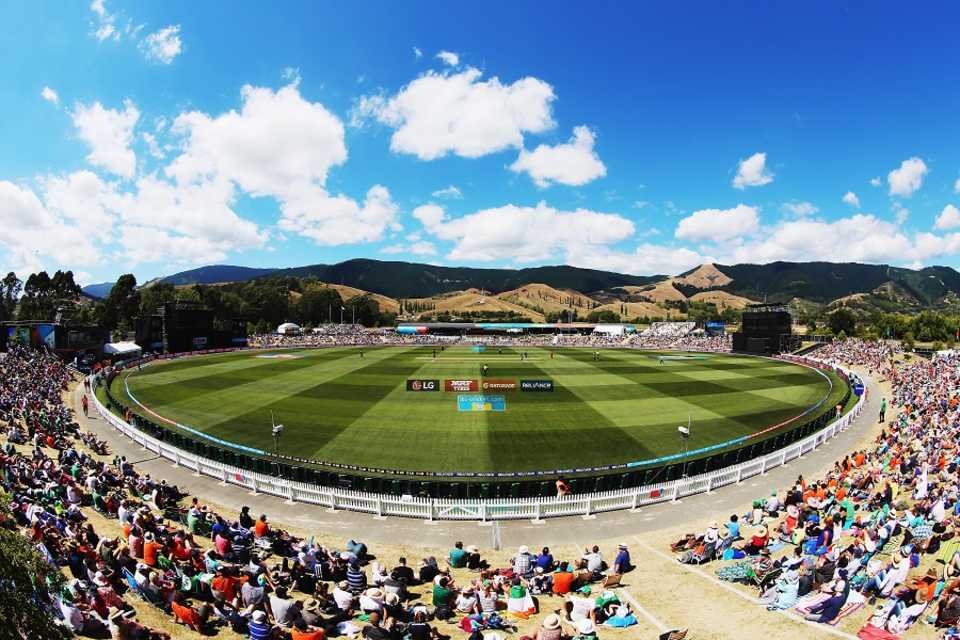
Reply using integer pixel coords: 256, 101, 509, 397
406, 379, 439, 392
481, 378, 518, 392
444, 379, 479, 392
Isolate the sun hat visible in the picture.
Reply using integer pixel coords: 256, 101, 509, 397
518, 545, 529, 554
466, 545, 479, 553
252, 610, 267, 623
384, 592, 400, 606
338, 580, 349, 590
144, 532, 154, 542
304, 599, 320, 613
577, 618, 596, 634
709, 521, 719, 529
543, 613, 561, 630
365, 588, 384, 599
618, 543, 628, 550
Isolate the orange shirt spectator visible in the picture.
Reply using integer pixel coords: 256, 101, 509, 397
552, 570, 574, 595
172, 600, 203, 631
254, 516, 270, 538
292, 628, 325, 640
143, 540, 161, 567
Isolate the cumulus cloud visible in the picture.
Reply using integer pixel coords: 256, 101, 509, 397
436, 50, 459, 66
887, 157, 928, 197
954, 177, 960, 194
71, 99, 140, 179
166, 82, 398, 245
675, 204, 760, 242
567, 244, 709, 277
723, 214, 960, 266
140, 25, 182, 63
781, 201, 818, 217
892, 202, 909, 226
935, 204, 960, 230
416, 201, 634, 263
0, 181, 103, 274
732, 152, 773, 189
41, 86, 59, 105
842, 191, 860, 209
352, 67, 555, 160
431, 185, 462, 199
870, 177, 881, 187
381, 240, 437, 256
142, 132, 164, 160
510, 125, 606, 187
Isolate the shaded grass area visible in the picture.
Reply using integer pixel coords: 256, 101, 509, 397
116, 347, 843, 473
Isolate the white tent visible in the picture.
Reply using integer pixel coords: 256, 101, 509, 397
276, 322, 302, 335
592, 324, 627, 336
104, 341, 142, 357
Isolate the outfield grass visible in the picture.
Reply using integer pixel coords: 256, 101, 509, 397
115, 346, 844, 473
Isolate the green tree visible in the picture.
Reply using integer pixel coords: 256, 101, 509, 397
343, 294, 381, 326
0, 271, 21, 321
295, 285, 344, 325
0, 495, 69, 639
828, 308, 857, 336
102, 274, 140, 330
586, 309, 620, 323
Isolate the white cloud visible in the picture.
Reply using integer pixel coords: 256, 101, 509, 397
892, 202, 909, 226
41, 86, 59, 105
842, 191, 860, 209
41, 170, 124, 232
431, 185, 462, 199
90, 0, 118, 42
675, 204, 760, 243
413, 204, 446, 228
168, 83, 346, 195
633, 200, 650, 210
417, 201, 634, 263
509, 125, 606, 188
723, 214, 960, 266
381, 240, 437, 256
568, 244, 708, 276
954, 177, 960, 194
0, 177, 116, 272
281, 67, 301, 85
277, 184, 399, 245
352, 67, 555, 160
781, 201, 818, 217
413, 47, 423, 59
142, 132, 164, 160
436, 50, 459, 66
71, 99, 140, 179
870, 177, 881, 187
887, 157, 928, 197
167, 82, 398, 246
935, 204, 960, 230
732, 152, 773, 189
140, 25, 182, 64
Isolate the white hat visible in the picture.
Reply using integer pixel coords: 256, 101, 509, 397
577, 618, 596, 634
518, 545, 529, 554
252, 610, 267, 623
93, 571, 110, 587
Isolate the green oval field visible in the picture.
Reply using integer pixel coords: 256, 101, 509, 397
115, 346, 845, 473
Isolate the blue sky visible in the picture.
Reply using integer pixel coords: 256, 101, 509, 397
1, 1, 959, 286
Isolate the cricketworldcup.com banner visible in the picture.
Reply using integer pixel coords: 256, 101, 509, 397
457, 394, 506, 412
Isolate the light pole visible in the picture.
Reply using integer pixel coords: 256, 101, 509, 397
678, 415, 691, 477
340, 306, 345, 325
271, 411, 284, 453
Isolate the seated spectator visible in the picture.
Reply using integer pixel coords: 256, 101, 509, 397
612, 543, 631, 574
248, 609, 276, 640
447, 541, 467, 568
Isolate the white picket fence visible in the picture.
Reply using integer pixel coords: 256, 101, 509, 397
89, 357, 864, 521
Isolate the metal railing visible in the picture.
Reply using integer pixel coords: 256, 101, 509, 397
88, 356, 865, 521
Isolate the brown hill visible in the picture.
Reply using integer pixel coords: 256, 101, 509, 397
495, 283, 597, 314
406, 289, 546, 321
689, 290, 752, 310
593, 300, 679, 321
676, 263, 733, 289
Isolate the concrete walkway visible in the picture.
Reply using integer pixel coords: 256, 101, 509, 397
72, 371, 879, 548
